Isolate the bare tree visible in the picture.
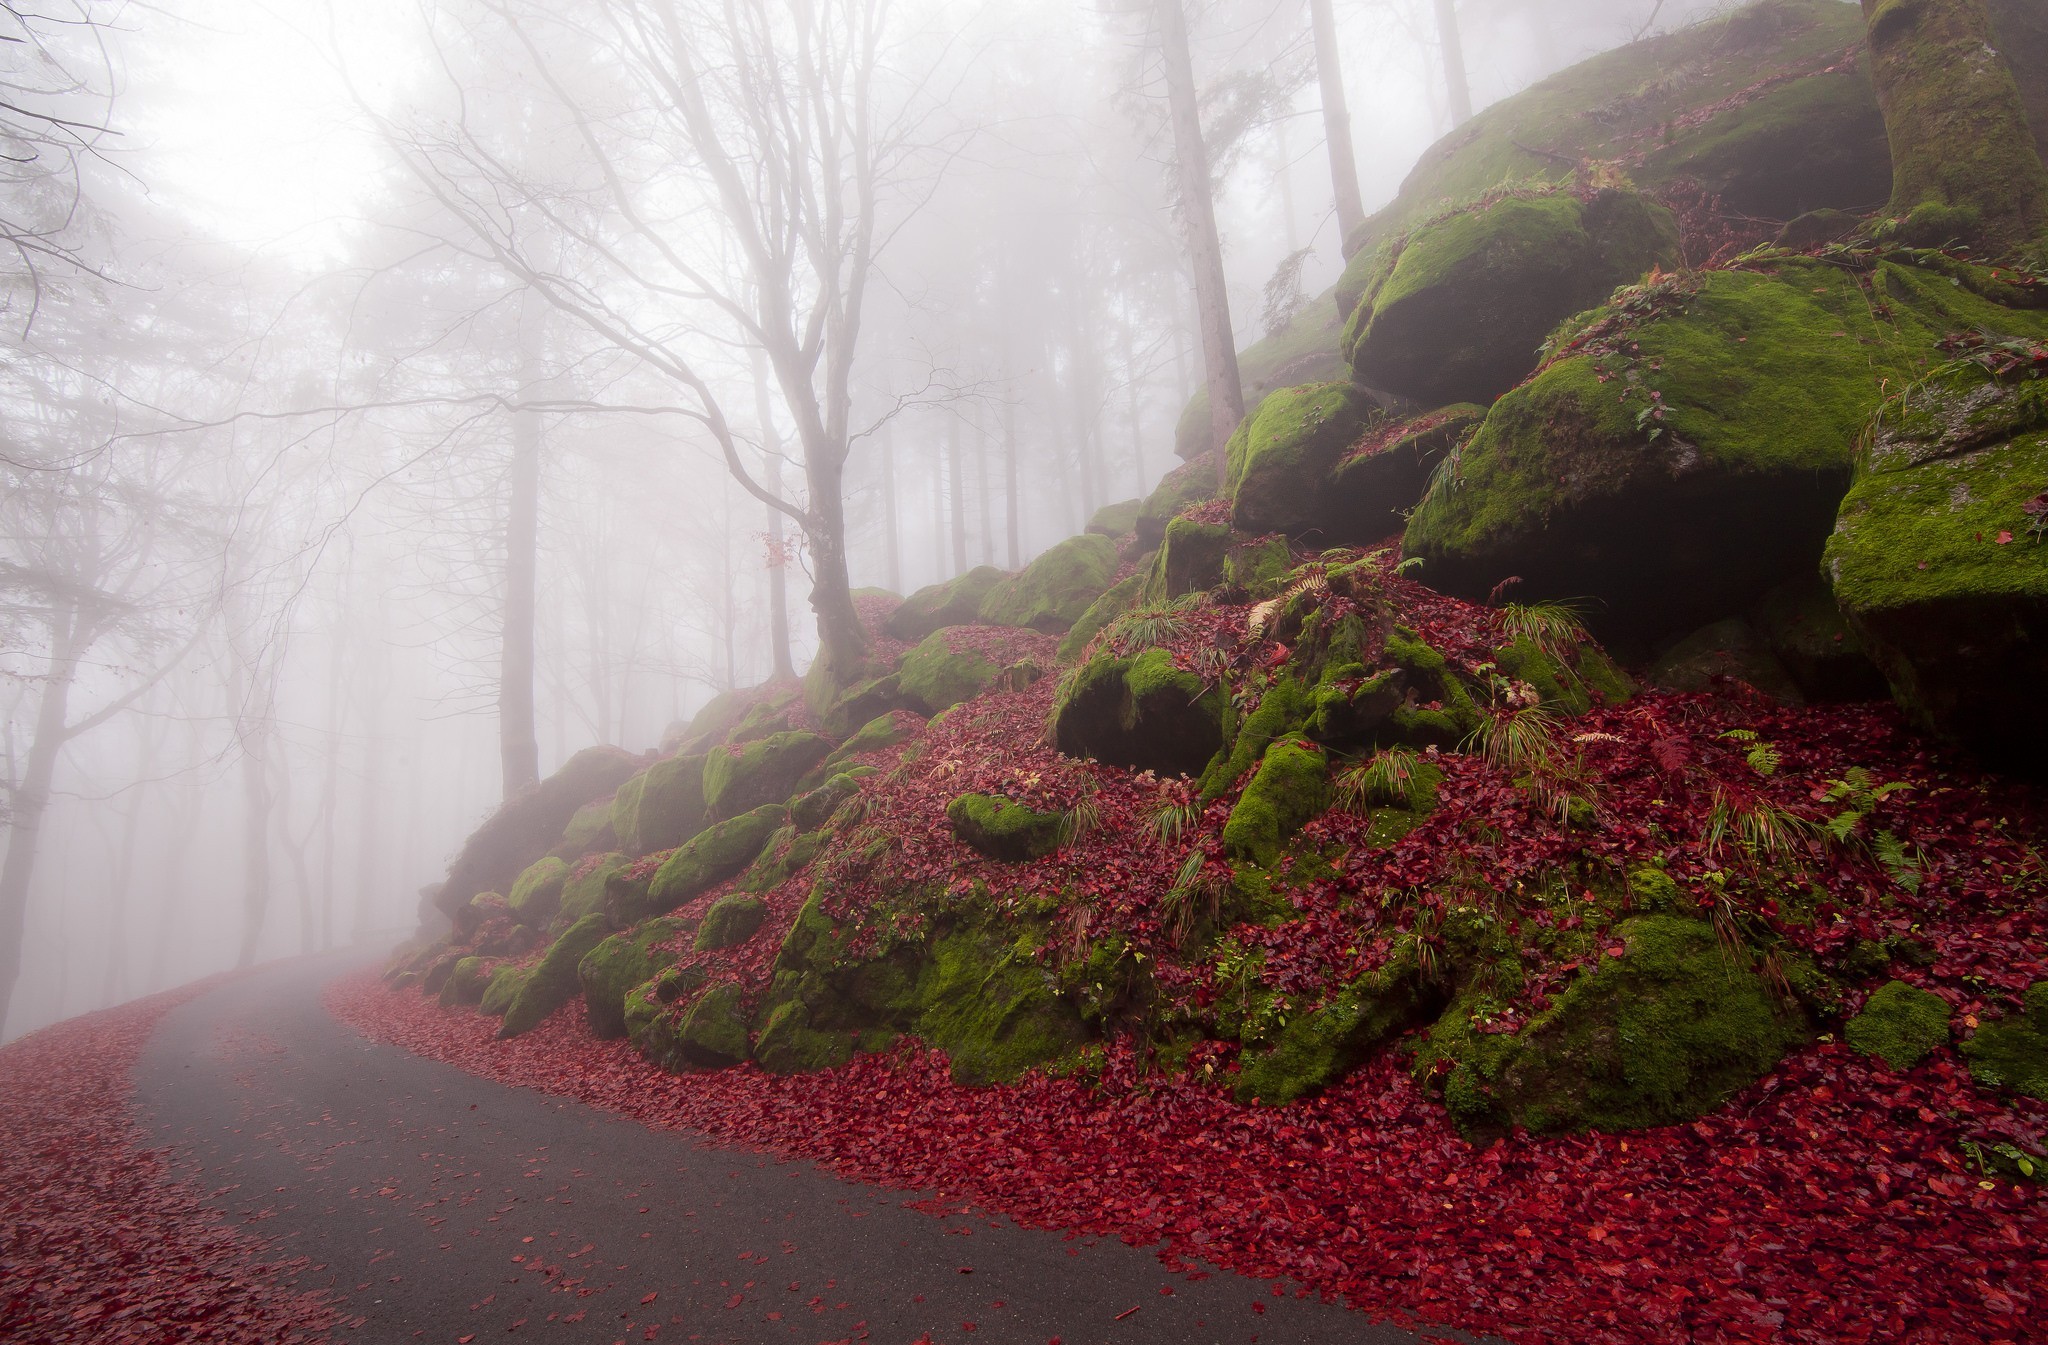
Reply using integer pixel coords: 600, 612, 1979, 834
1434, 0, 1474, 127
1307, 0, 1365, 240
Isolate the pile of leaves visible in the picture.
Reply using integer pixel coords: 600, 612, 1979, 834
0, 985, 337, 1344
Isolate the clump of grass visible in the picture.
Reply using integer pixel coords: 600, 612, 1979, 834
1335, 746, 1428, 813
1150, 796, 1204, 845
1467, 702, 1564, 775
1057, 791, 1103, 848
1160, 850, 1227, 944
1496, 600, 1589, 663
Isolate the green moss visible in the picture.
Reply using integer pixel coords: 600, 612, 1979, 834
978, 534, 1117, 634
1963, 981, 2048, 1100
1221, 738, 1331, 868
695, 894, 768, 951
506, 856, 569, 927
1226, 382, 1381, 535
636, 804, 786, 921
791, 771, 869, 833
1058, 572, 1145, 663
555, 799, 614, 857
1234, 942, 1437, 1104
1087, 498, 1142, 537
672, 981, 751, 1070
885, 566, 1007, 642
1200, 675, 1312, 800
820, 713, 919, 775
553, 852, 629, 931
1225, 536, 1294, 595
479, 963, 528, 1017
615, 754, 707, 855
1139, 517, 1230, 605
438, 955, 495, 1008
753, 999, 856, 1075
913, 923, 1086, 1086
701, 730, 833, 820
725, 685, 804, 747
1420, 915, 1813, 1136
946, 793, 1063, 862
1844, 979, 1952, 1070
897, 629, 1000, 714
741, 825, 828, 893
578, 918, 688, 1039
1135, 457, 1222, 547
1050, 646, 1225, 779
499, 913, 613, 1039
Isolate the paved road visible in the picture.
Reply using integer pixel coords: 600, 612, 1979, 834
134, 953, 1466, 1345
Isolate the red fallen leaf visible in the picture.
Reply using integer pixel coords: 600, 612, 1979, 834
724, 1294, 743, 1310
641, 1292, 658, 1305
1606, 945, 1625, 958
1997, 530, 2015, 545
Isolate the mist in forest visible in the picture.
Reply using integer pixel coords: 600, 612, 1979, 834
0, 0, 1743, 1042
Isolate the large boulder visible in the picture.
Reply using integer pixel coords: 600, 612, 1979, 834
1051, 648, 1224, 778
1825, 369, 2048, 773
1226, 382, 1382, 535
610, 753, 709, 856
977, 535, 1117, 634
946, 793, 1063, 862
896, 628, 1001, 715
885, 566, 1007, 643
1342, 189, 1682, 408
506, 856, 570, 927
433, 746, 640, 920
630, 804, 787, 922
1322, 405, 1486, 547
1404, 252, 2046, 648
702, 730, 833, 820
1135, 457, 1220, 547
578, 918, 688, 1039
1220, 738, 1331, 868
499, 913, 613, 1039
1749, 574, 1890, 703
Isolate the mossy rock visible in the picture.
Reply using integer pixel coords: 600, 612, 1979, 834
632, 804, 786, 922
664, 688, 754, 757
553, 799, 615, 860
819, 712, 921, 775
507, 856, 570, 927
695, 894, 768, 951
753, 1000, 857, 1076
1405, 254, 2048, 646
1173, 289, 1353, 466
1648, 618, 1804, 703
438, 956, 496, 1008
1226, 382, 1382, 536
1221, 739, 1330, 867
1825, 374, 2048, 774
623, 965, 709, 1066
1962, 981, 2048, 1100
673, 981, 752, 1070
432, 744, 641, 921
913, 922, 1087, 1086
553, 853, 629, 932
724, 686, 805, 748
1050, 647, 1225, 778
1087, 498, 1142, 537
741, 825, 829, 894
977, 535, 1117, 634
1343, 189, 1681, 408
946, 793, 1062, 862
578, 918, 687, 1039
1749, 574, 1889, 702
479, 963, 529, 1017
1493, 633, 1633, 716
1202, 675, 1314, 800
1421, 915, 1814, 1136
1135, 457, 1223, 546
1323, 405, 1486, 547
1058, 572, 1145, 663
897, 628, 1001, 714
499, 913, 613, 1039
1234, 942, 1440, 1104
791, 771, 867, 833
702, 731, 833, 820
1137, 517, 1230, 605
885, 566, 1007, 643
612, 754, 708, 856
1844, 980, 1952, 1071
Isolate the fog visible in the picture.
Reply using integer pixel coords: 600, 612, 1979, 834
0, 0, 1746, 1041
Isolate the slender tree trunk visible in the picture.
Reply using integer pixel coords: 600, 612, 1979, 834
1435, 0, 1474, 128
0, 621, 77, 1036
751, 349, 795, 678
803, 446, 868, 688
1157, 0, 1247, 484
931, 442, 947, 578
499, 392, 542, 799
974, 409, 994, 567
947, 415, 968, 574
1861, 0, 2048, 251
235, 711, 274, 969
1121, 305, 1148, 497
1003, 390, 1023, 570
880, 425, 902, 593
1308, 0, 1366, 241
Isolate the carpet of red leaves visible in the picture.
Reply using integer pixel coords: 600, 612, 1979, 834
0, 982, 335, 1345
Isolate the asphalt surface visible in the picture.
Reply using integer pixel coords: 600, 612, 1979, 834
133, 953, 1470, 1345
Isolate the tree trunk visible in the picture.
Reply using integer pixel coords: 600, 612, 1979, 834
1435, 0, 1474, 128
1308, 0, 1366, 242
1157, 0, 1247, 485
499, 391, 542, 799
235, 711, 275, 969
974, 408, 994, 567
751, 348, 795, 679
0, 622, 77, 1036
1003, 389, 1022, 570
804, 448, 869, 690
881, 424, 902, 593
1861, 0, 2048, 251
947, 414, 968, 575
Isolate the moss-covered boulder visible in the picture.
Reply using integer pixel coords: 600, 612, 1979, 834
506, 855, 570, 927
896, 628, 1000, 714
753, 1000, 857, 1076
740, 825, 829, 894
622, 964, 708, 1064
819, 711, 921, 775
1221, 739, 1330, 867
479, 963, 528, 1017
702, 731, 833, 820
1648, 618, 1804, 703
552, 852, 628, 931
499, 913, 613, 1039
978, 535, 1117, 634
1087, 499, 1142, 538
432, 745, 641, 920
577, 918, 687, 1039
1235, 943, 1439, 1104
1845, 980, 1952, 1071
1135, 457, 1221, 547
1051, 647, 1225, 778
885, 566, 1006, 643
437, 955, 496, 1008
675, 981, 752, 1070
1226, 382, 1381, 536
1750, 574, 1889, 703
611, 754, 708, 856
1322, 405, 1485, 546
695, 894, 768, 951
946, 793, 1063, 862
1423, 916, 1813, 1136
790, 771, 866, 833
914, 922, 1087, 1085
631, 804, 786, 921
1824, 371, 2048, 773
1058, 573, 1145, 663
1963, 981, 2048, 1100
664, 688, 754, 757
552, 799, 615, 860
1343, 189, 1681, 409
1138, 517, 1230, 605
1405, 254, 2048, 645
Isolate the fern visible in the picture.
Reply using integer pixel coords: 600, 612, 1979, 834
1719, 728, 1781, 778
